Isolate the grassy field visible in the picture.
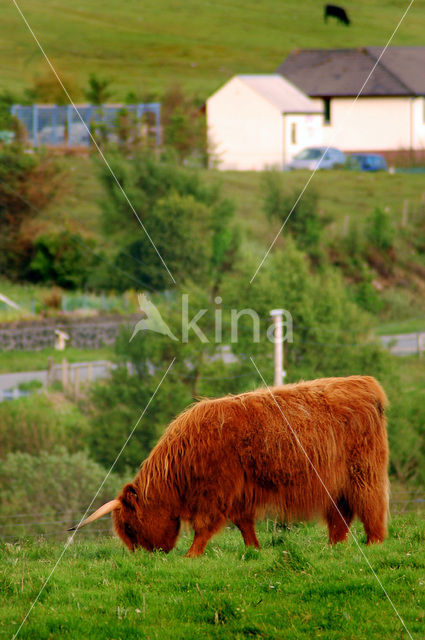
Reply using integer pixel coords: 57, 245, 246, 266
3, 0, 425, 99
1, 516, 424, 639
0, 346, 114, 374
48, 157, 425, 250
375, 319, 425, 336
206, 169, 425, 248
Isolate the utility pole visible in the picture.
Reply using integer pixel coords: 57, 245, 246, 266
270, 309, 285, 386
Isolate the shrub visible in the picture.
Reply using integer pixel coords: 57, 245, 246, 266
352, 279, 383, 314
0, 393, 90, 459
98, 152, 238, 291
0, 145, 62, 280
84, 73, 113, 104
25, 73, 80, 104
366, 207, 394, 251
161, 84, 206, 164
0, 448, 122, 538
29, 231, 96, 289
262, 171, 323, 260
89, 364, 192, 474
386, 382, 425, 486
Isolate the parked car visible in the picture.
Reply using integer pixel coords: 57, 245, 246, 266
287, 147, 346, 170
346, 153, 388, 172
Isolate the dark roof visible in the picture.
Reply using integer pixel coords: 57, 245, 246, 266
276, 47, 425, 97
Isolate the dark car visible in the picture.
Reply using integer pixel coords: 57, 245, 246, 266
346, 153, 388, 172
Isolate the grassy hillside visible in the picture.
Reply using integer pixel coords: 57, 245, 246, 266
47, 157, 425, 247
40, 156, 425, 323
2, 517, 424, 639
3, 0, 425, 99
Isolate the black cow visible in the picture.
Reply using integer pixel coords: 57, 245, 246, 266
324, 4, 350, 25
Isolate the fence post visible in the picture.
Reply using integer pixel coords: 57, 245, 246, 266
418, 333, 424, 359
47, 356, 54, 385
32, 105, 39, 146
74, 367, 80, 401
270, 309, 284, 386
155, 103, 161, 147
87, 362, 93, 383
402, 199, 409, 227
52, 104, 57, 146
67, 105, 73, 147
62, 358, 68, 390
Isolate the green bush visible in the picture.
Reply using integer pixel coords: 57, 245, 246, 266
29, 231, 97, 289
0, 448, 122, 538
352, 279, 383, 314
161, 84, 207, 164
366, 207, 394, 251
387, 383, 425, 486
98, 151, 238, 291
262, 171, 324, 259
0, 393, 90, 459
0, 145, 62, 280
89, 354, 193, 474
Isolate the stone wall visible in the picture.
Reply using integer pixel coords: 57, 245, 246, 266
0, 314, 140, 351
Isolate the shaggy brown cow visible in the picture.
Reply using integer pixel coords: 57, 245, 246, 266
70, 375, 389, 556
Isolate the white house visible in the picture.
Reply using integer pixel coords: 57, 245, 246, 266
277, 47, 425, 155
207, 75, 323, 170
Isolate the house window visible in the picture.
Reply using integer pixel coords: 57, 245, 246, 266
324, 97, 331, 125
290, 122, 297, 145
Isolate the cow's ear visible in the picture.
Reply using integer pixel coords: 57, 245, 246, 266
121, 483, 139, 509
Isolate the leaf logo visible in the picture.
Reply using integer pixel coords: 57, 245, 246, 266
130, 294, 178, 342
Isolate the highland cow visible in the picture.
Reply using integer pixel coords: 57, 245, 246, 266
70, 375, 389, 556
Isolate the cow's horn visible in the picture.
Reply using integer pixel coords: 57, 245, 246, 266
68, 499, 120, 531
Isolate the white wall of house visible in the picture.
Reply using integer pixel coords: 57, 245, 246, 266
313, 96, 423, 151
283, 113, 323, 165
412, 97, 425, 149
207, 77, 284, 170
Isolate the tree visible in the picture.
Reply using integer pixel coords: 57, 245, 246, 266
0, 145, 62, 280
262, 171, 324, 261
29, 231, 96, 289
98, 151, 239, 291
24, 73, 79, 105
84, 73, 113, 104
161, 84, 206, 164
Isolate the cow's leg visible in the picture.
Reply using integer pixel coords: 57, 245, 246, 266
356, 487, 388, 545
185, 514, 226, 557
233, 517, 260, 549
326, 495, 354, 544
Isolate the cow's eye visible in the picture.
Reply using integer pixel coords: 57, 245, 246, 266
124, 522, 136, 540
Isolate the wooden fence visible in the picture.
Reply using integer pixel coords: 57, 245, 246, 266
47, 359, 115, 400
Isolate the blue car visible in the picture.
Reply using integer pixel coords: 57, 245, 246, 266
346, 153, 388, 172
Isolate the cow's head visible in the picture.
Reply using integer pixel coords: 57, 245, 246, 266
68, 482, 180, 553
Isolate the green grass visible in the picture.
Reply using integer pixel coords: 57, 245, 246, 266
1, 516, 424, 639
0, 346, 114, 374
3, 0, 425, 99
206, 169, 425, 248
375, 319, 425, 336
48, 160, 425, 251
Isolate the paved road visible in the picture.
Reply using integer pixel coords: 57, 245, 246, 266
0, 333, 423, 400
0, 360, 113, 400
379, 332, 425, 356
